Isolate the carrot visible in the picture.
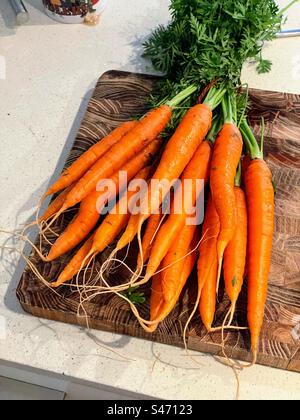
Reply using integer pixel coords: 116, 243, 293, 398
242, 119, 275, 359
144, 140, 212, 280
137, 211, 163, 270
52, 167, 153, 286
149, 228, 199, 331
58, 86, 197, 212
210, 94, 243, 293
44, 121, 137, 198
161, 224, 199, 303
150, 271, 164, 326
198, 195, 220, 331
127, 87, 224, 260
39, 185, 73, 223
138, 103, 212, 227
52, 235, 94, 287
223, 184, 247, 324
90, 166, 152, 256
115, 213, 140, 252
46, 139, 162, 261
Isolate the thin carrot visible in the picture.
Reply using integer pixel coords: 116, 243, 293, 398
223, 182, 247, 325
46, 139, 162, 261
44, 121, 137, 198
52, 167, 153, 287
150, 271, 164, 328
198, 195, 220, 331
137, 211, 163, 270
89, 166, 152, 256
210, 94, 243, 293
241, 119, 275, 360
144, 140, 212, 281
149, 228, 199, 332
115, 213, 140, 253
161, 225, 199, 303
39, 185, 73, 223
58, 86, 197, 212
52, 235, 94, 287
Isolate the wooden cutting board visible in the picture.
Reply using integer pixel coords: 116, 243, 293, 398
17, 70, 300, 372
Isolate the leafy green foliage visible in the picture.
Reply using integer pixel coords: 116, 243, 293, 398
122, 287, 146, 305
144, 0, 284, 112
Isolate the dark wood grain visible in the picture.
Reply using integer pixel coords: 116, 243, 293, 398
16, 71, 300, 373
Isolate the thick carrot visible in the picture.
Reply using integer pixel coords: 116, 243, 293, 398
223, 186, 247, 317
245, 159, 274, 356
138, 104, 212, 228
59, 86, 198, 212
44, 121, 137, 197
39, 185, 73, 223
137, 211, 163, 270
145, 140, 212, 280
46, 139, 162, 261
210, 111, 243, 292
52, 235, 94, 287
241, 118, 275, 358
198, 195, 220, 331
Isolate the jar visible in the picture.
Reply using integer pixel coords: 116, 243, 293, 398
43, 0, 108, 25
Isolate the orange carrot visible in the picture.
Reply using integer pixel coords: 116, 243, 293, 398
210, 122, 243, 291
62, 85, 200, 210
149, 229, 199, 331
161, 225, 198, 303
46, 139, 162, 261
90, 166, 152, 255
223, 186, 247, 319
145, 140, 212, 280
44, 121, 137, 197
241, 118, 275, 359
39, 185, 73, 223
245, 158, 274, 356
198, 195, 220, 331
60, 106, 172, 210
51, 167, 153, 285
52, 235, 94, 287
136, 86, 225, 234
138, 104, 212, 229
99, 88, 224, 257
137, 211, 163, 270
150, 271, 164, 325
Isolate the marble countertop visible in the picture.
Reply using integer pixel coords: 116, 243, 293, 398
0, 0, 300, 400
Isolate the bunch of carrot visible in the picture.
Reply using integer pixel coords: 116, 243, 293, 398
33, 85, 274, 364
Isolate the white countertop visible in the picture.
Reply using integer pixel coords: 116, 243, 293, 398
0, 0, 300, 400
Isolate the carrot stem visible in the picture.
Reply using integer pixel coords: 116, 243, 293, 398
222, 92, 236, 124
203, 86, 227, 111
260, 117, 265, 157
206, 115, 223, 144
240, 120, 263, 160
166, 85, 198, 108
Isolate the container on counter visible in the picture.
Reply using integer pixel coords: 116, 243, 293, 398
43, 0, 108, 25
